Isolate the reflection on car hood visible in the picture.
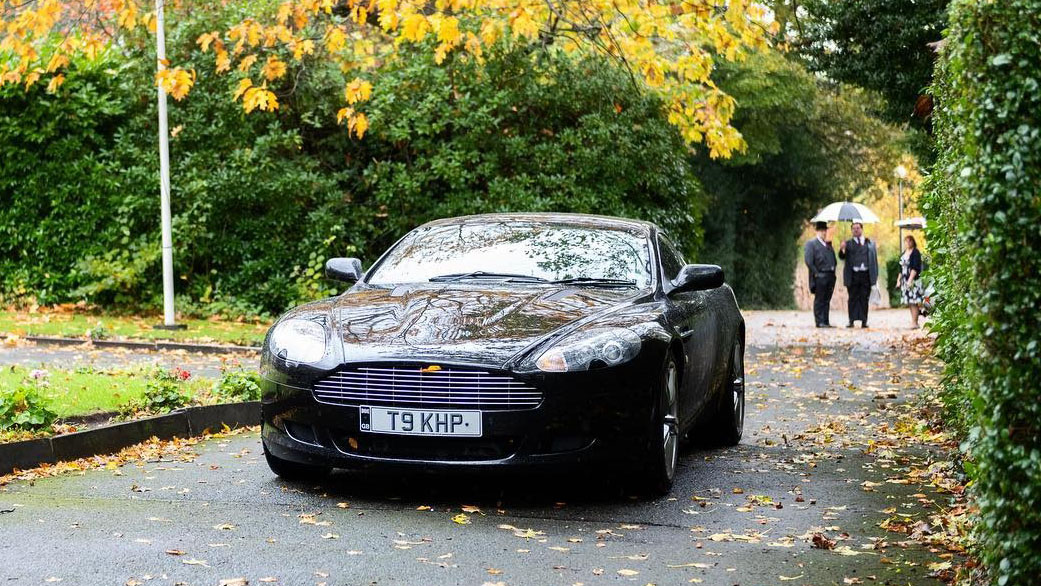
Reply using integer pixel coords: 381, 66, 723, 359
335, 284, 638, 367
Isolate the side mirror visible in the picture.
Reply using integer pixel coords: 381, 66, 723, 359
670, 264, 724, 294
325, 258, 363, 283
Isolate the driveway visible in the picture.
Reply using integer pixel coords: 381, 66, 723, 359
0, 312, 956, 585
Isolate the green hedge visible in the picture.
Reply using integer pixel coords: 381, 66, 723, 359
0, 59, 129, 303
885, 255, 902, 307
0, 20, 703, 315
925, 1, 1041, 582
353, 47, 704, 258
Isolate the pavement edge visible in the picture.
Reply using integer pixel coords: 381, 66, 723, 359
0, 401, 260, 475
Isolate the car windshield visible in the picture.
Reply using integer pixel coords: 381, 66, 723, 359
367, 221, 653, 289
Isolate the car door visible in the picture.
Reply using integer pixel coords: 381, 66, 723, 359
657, 234, 719, 428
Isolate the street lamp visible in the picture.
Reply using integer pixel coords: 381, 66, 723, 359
895, 165, 908, 256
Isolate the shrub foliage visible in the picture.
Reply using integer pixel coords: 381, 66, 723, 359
0, 11, 703, 315
0, 375, 57, 431
925, 1, 1041, 581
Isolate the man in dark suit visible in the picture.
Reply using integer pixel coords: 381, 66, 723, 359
839, 222, 879, 328
804, 221, 837, 328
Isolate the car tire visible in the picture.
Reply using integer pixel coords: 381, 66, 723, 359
705, 339, 745, 446
263, 442, 332, 481
640, 357, 680, 496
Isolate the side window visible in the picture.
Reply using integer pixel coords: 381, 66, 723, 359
657, 234, 686, 282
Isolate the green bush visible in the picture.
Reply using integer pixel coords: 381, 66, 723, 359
0, 57, 131, 305
212, 371, 262, 402
0, 372, 58, 431
885, 255, 903, 307
354, 46, 704, 257
925, 0, 1041, 581
119, 367, 192, 416
1, 12, 704, 315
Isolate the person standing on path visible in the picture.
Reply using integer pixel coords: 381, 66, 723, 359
899, 234, 925, 328
839, 222, 879, 328
804, 221, 837, 328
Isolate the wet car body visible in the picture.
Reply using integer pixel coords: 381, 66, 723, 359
260, 213, 745, 491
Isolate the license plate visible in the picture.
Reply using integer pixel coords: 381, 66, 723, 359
359, 406, 482, 437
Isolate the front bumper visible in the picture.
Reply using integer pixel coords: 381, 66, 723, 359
260, 355, 662, 472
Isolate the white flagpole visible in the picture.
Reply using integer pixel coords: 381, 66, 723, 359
155, 0, 177, 327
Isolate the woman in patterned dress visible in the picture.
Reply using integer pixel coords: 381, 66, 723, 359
899, 235, 924, 328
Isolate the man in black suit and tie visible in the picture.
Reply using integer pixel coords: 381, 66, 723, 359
839, 222, 879, 328
804, 221, 837, 328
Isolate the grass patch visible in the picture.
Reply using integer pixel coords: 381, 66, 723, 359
0, 365, 210, 418
0, 308, 269, 346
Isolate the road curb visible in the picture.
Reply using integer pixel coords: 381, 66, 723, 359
22, 335, 259, 354
0, 401, 260, 476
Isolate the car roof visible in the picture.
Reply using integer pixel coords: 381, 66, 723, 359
418, 212, 658, 235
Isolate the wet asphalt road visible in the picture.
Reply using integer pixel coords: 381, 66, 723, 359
0, 345, 950, 586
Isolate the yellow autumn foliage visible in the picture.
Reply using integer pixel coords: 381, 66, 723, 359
1, 0, 771, 157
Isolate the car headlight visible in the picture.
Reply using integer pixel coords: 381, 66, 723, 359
534, 327, 642, 372
270, 318, 328, 364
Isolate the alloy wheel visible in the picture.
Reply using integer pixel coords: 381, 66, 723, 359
731, 343, 745, 432
662, 360, 679, 480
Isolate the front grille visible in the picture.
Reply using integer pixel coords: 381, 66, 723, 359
312, 365, 542, 411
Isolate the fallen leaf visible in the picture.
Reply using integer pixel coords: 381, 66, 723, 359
617, 569, 639, 576
812, 533, 835, 550
183, 559, 210, 567
833, 546, 875, 556
780, 576, 804, 581
610, 554, 649, 561
451, 513, 470, 525
667, 562, 713, 569
218, 580, 247, 586
165, 549, 186, 556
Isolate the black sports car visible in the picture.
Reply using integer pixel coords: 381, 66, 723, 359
260, 213, 744, 492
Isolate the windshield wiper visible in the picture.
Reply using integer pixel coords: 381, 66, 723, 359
551, 277, 637, 287
429, 271, 549, 283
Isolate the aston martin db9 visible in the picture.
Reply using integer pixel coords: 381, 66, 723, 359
260, 213, 744, 493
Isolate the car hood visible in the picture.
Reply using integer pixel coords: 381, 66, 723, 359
334, 284, 640, 367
